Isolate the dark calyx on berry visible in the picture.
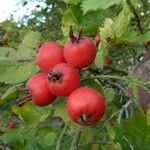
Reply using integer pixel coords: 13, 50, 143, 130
48, 70, 63, 83
69, 26, 83, 43
78, 113, 92, 125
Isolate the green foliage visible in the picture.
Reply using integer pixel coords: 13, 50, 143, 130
12, 102, 53, 127
81, 0, 122, 14
0, 0, 150, 149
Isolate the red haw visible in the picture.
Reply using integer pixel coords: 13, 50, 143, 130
47, 63, 80, 96
25, 73, 56, 106
66, 87, 105, 126
36, 41, 65, 73
64, 27, 96, 69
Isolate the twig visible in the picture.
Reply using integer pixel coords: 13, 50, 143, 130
105, 65, 128, 75
70, 129, 82, 150
81, 75, 127, 82
56, 124, 69, 150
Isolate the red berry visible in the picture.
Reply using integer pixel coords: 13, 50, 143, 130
7, 121, 16, 129
64, 37, 96, 69
47, 63, 80, 96
95, 34, 101, 46
105, 57, 112, 65
26, 73, 56, 106
36, 42, 65, 73
66, 87, 105, 126
147, 39, 150, 47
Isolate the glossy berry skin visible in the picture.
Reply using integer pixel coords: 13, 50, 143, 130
26, 73, 56, 106
66, 87, 105, 126
36, 42, 65, 73
47, 63, 80, 96
105, 57, 112, 65
7, 121, 16, 129
95, 34, 101, 46
64, 37, 96, 69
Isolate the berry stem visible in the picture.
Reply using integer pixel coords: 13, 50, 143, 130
16, 93, 32, 106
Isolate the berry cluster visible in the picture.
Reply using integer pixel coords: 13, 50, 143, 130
24, 28, 106, 126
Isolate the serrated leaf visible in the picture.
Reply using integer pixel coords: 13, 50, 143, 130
113, 0, 131, 43
99, 18, 115, 40
94, 40, 108, 69
62, 6, 104, 36
12, 102, 53, 127
22, 31, 41, 49
81, 0, 122, 14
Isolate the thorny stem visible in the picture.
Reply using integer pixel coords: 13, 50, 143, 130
56, 124, 69, 150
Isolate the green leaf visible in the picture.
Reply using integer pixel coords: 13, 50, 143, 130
40, 132, 56, 147
94, 40, 108, 69
99, 18, 115, 40
0, 61, 39, 84
0, 47, 16, 57
62, 5, 105, 36
62, 0, 81, 5
0, 85, 20, 106
12, 102, 53, 127
113, 0, 131, 43
81, 79, 103, 92
22, 31, 41, 49
17, 44, 36, 58
81, 0, 122, 14
103, 88, 115, 103
121, 111, 150, 149
107, 124, 115, 140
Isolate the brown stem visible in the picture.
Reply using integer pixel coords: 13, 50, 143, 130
16, 93, 32, 106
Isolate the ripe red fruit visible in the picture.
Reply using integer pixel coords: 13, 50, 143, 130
95, 34, 101, 46
7, 121, 16, 129
26, 73, 56, 106
66, 87, 105, 126
64, 37, 96, 69
36, 42, 65, 73
47, 63, 80, 96
105, 57, 112, 65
